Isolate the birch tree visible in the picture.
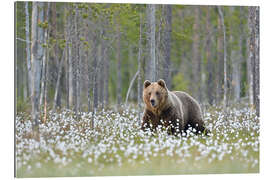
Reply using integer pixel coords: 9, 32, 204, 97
218, 6, 227, 109
148, 4, 156, 82
116, 21, 122, 106
137, 12, 143, 114
31, 2, 45, 139
254, 7, 260, 117
248, 7, 255, 107
192, 7, 200, 101
248, 6, 260, 116
39, 2, 50, 107
92, 33, 98, 110
216, 8, 224, 104
163, 5, 172, 89
24, 2, 31, 96
231, 7, 241, 102
206, 7, 214, 105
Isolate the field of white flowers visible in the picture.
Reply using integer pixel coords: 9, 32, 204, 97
15, 104, 259, 177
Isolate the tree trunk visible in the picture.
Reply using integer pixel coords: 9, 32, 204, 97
39, 2, 50, 107
87, 39, 92, 112
104, 44, 109, 108
24, 2, 32, 97
228, 7, 240, 102
218, 6, 227, 109
163, 5, 172, 89
255, 7, 260, 117
92, 34, 98, 110
148, 4, 156, 82
137, 13, 143, 121
206, 7, 214, 105
99, 31, 105, 109
216, 11, 223, 104
53, 46, 67, 111
231, 8, 241, 103
248, 7, 255, 107
192, 7, 200, 101
73, 6, 80, 114
68, 12, 73, 109
31, 2, 45, 139
116, 22, 122, 106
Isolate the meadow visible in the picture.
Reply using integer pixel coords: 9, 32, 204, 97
15, 104, 259, 177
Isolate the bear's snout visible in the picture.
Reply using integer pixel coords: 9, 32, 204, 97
150, 99, 156, 107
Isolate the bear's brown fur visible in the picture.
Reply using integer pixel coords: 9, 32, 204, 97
141, 79, 209, 135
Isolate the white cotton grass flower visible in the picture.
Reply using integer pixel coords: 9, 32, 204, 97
15, 104, 259, 175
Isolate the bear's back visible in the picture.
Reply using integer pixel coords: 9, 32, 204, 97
172, 91, 203, 124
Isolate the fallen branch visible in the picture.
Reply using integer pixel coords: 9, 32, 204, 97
125, 70, 139, 106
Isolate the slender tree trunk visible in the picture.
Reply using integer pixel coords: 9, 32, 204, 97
137, 13, 143, 121
116, 22, 122, 106
66, 29, 69, 109
218, 6, 227, 110
92, 34, 98, 110
43, 42, 49, 124
31, 2, 45, 139
218, 6, 227, 109
156, 5, 162, 80
68, 12, 73, 109
73, 6, 80, 114
25, 2, 31, 97
254, 7, 260, 116
192, 7, 200, 100
87, 39, 92, 112
248, 7, 255, 106
99, 32, 105, 109
148, 4, 156, 82
206, 7, 214, 105
53, 46, 67, 111
231, 23, 241, 102
104, 45, 109, 108
39, 2, 50, 107
163, 5, 172, 89
216, 10, 223, 105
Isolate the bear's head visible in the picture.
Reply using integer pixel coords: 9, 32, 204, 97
143, 79, 169, 113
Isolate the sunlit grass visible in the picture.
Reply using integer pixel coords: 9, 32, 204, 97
15, 104, 259, 177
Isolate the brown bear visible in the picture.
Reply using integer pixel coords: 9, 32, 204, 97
141, 79, 209, 135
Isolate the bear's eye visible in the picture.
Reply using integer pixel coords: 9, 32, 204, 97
148, 92, 151, 96
156, 92, 160, 96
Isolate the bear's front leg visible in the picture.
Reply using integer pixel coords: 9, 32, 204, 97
141, 111, 151, 131
164, 114, 184, 135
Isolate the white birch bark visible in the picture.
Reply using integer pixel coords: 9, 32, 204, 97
218, 6, 227, 109
163, 5, 172, 89
148, 4, 156, 82
25, 2, 31, 96
248, 7, 255, 106
31, 2, 45, 138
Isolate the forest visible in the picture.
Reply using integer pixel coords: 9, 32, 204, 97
15, 2, 260, 177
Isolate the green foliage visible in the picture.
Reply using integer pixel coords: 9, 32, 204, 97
16, 98, 30, 113
59, 39, 66, 49
82, 13, 88, 19
172, 72, 189, 92
15, 2, 251, 107
38, 21, 48, 29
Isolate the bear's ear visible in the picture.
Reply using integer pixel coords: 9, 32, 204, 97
144, 80, 151, 89
157, 79, 167, 89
